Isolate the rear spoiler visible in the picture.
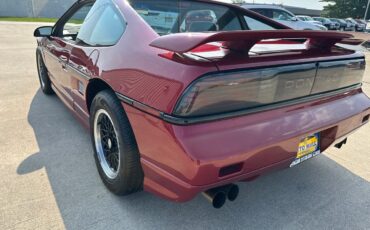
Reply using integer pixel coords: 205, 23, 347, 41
150, 30, 362, 53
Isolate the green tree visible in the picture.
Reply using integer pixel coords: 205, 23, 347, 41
321, 0, 369, 19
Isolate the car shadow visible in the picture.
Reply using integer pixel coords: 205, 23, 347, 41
18, 90, 370, 230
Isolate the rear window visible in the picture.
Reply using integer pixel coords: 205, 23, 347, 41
128, 0, 243, 35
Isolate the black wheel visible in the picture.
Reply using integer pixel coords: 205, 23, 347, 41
90, 90, 144, 195
36, 51, 54, 95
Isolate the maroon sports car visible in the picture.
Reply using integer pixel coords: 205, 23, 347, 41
34, 0, 370, 208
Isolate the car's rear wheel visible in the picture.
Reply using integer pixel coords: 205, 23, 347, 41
90, 90, 143, 195
36, 51, 54, 95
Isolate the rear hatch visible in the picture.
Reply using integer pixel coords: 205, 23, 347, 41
189, 41, 365, 103
151, 30, 366, 118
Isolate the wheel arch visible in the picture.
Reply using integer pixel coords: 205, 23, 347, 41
86, 78, 117, 113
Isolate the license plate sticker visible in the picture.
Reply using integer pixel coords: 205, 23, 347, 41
290, 133, 320, 167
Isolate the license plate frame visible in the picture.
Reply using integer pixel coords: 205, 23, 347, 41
290, 133, 321, 167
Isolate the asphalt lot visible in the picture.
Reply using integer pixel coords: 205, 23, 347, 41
0, 22, 370, 230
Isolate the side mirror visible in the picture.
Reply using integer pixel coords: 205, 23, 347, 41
34, 26, 53, 37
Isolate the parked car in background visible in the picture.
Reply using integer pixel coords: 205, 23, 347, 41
337, 18, 354, 31
355, 19, 367, 32
345, 19, 357, 31
330, 18, 351, 31
296, 15, 321, 25
33, 0, 370, 209
347, 18, 365, 31
366, 20, 370, 32
313, 17, 336, 30
296, 15, 327, 30
328, 18, 340, 30
242, 5, 326, 30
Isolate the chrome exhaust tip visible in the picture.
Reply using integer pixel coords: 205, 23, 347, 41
202, 184, 239, 208
226, 184, 239, 202
202, 189, 227, 209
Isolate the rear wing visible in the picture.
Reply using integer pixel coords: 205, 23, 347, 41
150, 30, 362, 53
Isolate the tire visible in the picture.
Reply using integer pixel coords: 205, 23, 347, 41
90, 90, 144, 195
36, 51, 54, 95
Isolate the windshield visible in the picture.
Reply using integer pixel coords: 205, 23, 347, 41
129, 0, 277, 35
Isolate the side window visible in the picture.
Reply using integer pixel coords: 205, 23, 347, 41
244, 16, 275, 30
62, 4, 93, 40
272, 10, 294, 21
77, 0, 126, 46
88, 5, 126, 46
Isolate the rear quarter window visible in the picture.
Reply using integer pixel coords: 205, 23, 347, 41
77, 0, 126, 46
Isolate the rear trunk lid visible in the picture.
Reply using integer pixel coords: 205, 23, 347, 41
151, 30, 365, 105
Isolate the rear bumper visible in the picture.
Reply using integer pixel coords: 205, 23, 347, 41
123, 89, 370, 202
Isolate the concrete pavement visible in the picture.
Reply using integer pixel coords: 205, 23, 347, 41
0, 22, 370, 230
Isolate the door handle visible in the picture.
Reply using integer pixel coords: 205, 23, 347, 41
60, 55, 68, 62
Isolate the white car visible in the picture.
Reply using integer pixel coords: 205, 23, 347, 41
296, 15, 323, 26
242, 4, 327, 31
296, 15, 328, 30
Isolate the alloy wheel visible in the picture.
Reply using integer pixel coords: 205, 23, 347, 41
93, 109, 121, 179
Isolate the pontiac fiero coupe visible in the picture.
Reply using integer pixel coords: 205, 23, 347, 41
34, 0, 370, 208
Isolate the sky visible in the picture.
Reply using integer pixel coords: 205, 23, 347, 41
217, 0, 328, 10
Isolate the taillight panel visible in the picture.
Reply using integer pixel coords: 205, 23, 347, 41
174, 58, 365, 117
312, 59, 365, 94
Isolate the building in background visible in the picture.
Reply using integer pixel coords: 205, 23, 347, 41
0, 0, 76, 18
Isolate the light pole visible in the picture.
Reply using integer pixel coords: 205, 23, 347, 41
365, 0, 370, 20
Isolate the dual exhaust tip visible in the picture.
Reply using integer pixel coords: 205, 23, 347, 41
202, 184, 239, 209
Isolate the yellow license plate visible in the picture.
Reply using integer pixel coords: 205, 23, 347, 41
290, 133, 320, 167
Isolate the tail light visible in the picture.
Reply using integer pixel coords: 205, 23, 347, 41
174, 64, 317, 117
174, 59, 365, 117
